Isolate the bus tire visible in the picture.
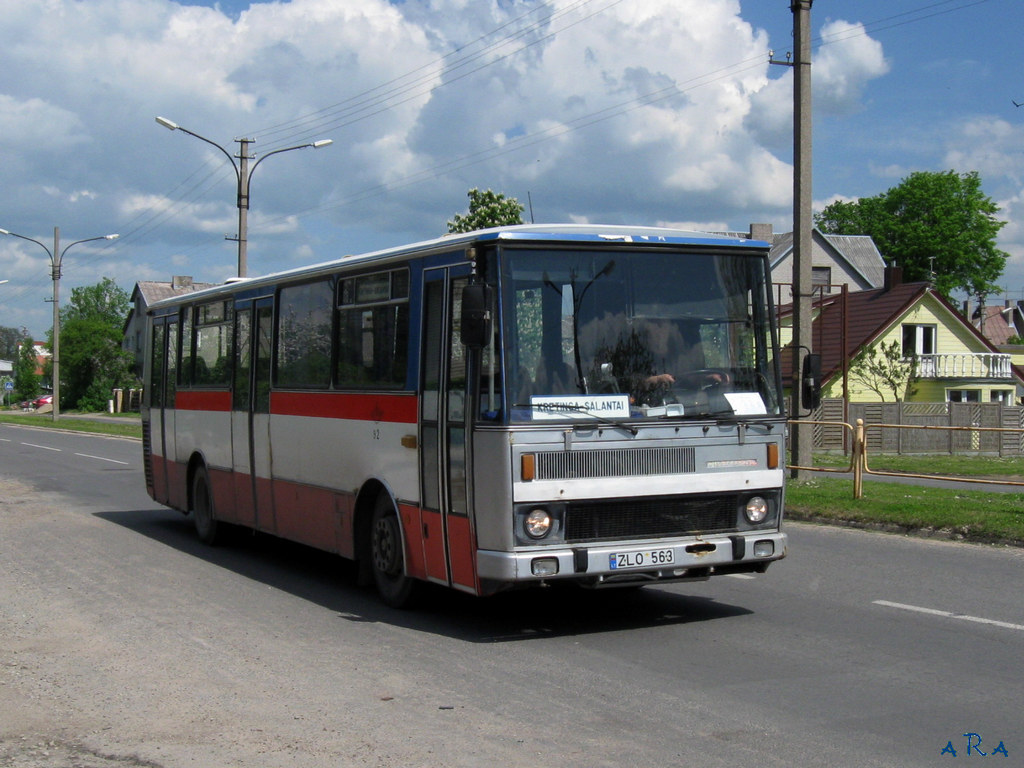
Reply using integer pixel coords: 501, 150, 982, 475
191, 465, 220, 545
370, 493, 419, 608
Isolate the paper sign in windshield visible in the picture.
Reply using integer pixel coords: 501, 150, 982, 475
530, 394, 631, 420
724, 392, 768, 415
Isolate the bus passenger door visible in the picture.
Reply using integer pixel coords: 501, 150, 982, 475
147, 315, 177, 505
231, 297, 275, 531
420, 267, 476, 592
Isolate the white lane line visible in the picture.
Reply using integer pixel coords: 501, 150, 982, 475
727, 573, 757, 580
22, 442, 61, 452
873, 600, 1024, 632
74, 452, 130, 465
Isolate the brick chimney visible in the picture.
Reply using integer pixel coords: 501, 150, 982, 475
884, 265, 903, 291
749, 223, 773, 242
171, 275, 194, 289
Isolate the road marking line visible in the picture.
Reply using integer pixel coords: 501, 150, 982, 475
74, 452, 129, 465
22, 442, 61, 452
727, 573, 757, 579
873, 600, 1024, 632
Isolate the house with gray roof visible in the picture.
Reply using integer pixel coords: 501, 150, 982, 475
123, 276, 218, 375
768, 228, 886, 294
719, 223, 886, 298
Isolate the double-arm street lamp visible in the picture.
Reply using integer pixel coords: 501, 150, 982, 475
155, 117, 332, 278
0, 227, 119, 421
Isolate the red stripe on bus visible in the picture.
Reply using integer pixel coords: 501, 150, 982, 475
174, 390, 233, 412
271, 391, 418, 423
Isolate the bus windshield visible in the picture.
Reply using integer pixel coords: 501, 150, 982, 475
501, 247, 782, 422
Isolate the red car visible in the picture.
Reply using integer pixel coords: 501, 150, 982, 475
33, 394, 53, 408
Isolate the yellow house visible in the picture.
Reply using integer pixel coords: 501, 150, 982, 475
778, 269, 1024, 404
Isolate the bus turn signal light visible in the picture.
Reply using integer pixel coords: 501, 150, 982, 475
521, 453, 535, 482
767, 443, 779, 469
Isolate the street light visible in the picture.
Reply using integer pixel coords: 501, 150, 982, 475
0, 227, 119, 421
155, 116, 332, 278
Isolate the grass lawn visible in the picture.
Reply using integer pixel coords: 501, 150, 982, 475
786, 476, 1024, 546
0, 411, 142, 439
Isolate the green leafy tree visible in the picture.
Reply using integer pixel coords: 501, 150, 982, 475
816, 170, 1008, 300
0, 325, 30, 361
53, 277, 137, 411
13, 337, 41, 404
447, 188, 524, 233
850, 339, 919, 402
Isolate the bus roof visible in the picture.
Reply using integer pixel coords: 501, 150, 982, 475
148, 224, 769, 309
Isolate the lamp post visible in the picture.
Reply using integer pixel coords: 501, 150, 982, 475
155, 117, 332, 278
0, 227, 119, 421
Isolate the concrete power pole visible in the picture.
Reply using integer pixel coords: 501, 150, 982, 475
791, 0, 814, 477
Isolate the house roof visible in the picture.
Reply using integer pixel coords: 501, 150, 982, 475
820, 234, 886, 287
779, 278, 1015, 386
972, 304, 1023, 346
130, 279, 218, 306
123, 279, 219, 336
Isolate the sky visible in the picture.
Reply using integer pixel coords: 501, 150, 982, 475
1, 0, 1021, 339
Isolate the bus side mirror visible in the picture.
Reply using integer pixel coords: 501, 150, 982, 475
801, 353, 822, 410
460, 284, 492, 348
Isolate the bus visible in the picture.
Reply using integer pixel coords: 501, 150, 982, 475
141, 224, 788, 606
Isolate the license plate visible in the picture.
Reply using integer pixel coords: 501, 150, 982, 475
608, 548, 674, 570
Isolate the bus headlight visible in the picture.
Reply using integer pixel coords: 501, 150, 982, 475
744, 496, 769, 524
524, 508, 553, 539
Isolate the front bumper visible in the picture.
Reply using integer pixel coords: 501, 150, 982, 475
477, 531, 787, 588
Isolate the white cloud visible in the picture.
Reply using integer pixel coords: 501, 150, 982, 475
813, 20, 889, 115
0, 0, 902, 336
0, 95, 88, 148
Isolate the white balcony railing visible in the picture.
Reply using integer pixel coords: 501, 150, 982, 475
914, 353, 1013, 379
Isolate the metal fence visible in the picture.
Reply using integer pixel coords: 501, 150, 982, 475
790, 411, 1024, 498
811, 399, 1024, 456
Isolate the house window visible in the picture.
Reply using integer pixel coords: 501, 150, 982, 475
947, 389, 980, 403
990, 390, 1014, 405
812, 266, 832, 291
902, 324, 935, 357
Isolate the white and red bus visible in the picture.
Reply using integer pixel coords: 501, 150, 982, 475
142, 224, 788, 606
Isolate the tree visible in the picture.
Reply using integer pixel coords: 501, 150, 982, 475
0, 325, 30, 361
816, 171, 1008, 300
447, 188, 524, 233
54, 277, 137, 412
849, 340, 919, 402
13, 336, 41, 404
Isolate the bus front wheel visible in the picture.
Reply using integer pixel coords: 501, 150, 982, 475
370, 494, 419, 608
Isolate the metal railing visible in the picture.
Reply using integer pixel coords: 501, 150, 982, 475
788, 418, 1024, 498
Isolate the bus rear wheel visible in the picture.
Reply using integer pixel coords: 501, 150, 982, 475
191, 465, 221, 545
370, 494, 419, 608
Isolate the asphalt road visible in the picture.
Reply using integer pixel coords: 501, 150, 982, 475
1, 421, 1022, 767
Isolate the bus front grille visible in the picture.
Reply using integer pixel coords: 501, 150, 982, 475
534, 446, 695, 480
565, 494, 736, 542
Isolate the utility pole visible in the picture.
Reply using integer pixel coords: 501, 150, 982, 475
792, 0, 814, 477
0, 226, 119, 421
156, 117, 331, 278
773, 1, 814, 477
230, 137, 254, 278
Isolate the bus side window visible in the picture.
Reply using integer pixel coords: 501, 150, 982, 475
233, 309, 251, 410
